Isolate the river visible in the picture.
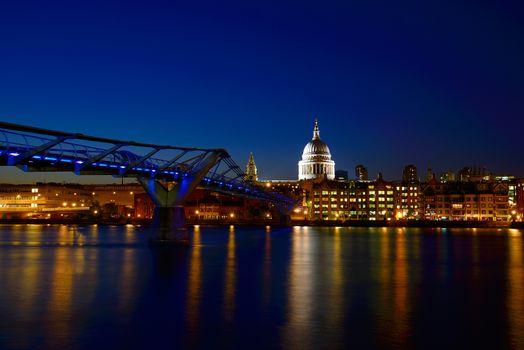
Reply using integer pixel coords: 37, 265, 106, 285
0, 224, 523, 349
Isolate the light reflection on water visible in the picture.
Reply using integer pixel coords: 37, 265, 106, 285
508, 229, 524, 347
0, 225, 523, 349
223, 225, 236, 325
186, 225, 201, 335
284, 227, 314, 349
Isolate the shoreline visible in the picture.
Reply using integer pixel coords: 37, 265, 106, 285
1, 219, 523, 229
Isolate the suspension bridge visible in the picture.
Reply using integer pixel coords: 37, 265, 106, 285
0, 121, 295, 244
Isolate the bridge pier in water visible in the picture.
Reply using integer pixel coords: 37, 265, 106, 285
152, 206, 188, 244
277, 204, 293, 226
137, 151, 222, 245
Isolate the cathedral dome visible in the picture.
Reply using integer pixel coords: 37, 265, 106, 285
302, 139, 332, 161
298, 120, 335, 180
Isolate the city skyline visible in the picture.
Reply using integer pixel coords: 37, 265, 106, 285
0, 118, 521, 185
1, 1, 524, 181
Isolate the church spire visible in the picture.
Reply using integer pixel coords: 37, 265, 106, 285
312, 119, 320, 140
245, 152, 258, 182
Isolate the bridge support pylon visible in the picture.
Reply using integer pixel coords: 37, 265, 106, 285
137, 151, 222, 245
279, 213, 291, 226
276, 203, 293, 227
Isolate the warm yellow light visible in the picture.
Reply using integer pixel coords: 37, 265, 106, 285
92, 192, 95, 195
137, 214, 141, 218
72, 203, 76, 207
303, 210, 308, 215
512, 210, 516, 215
127, 213, 131, 217
230, 213, 235, 218
195, 210, 199, 215
266, 182, 271, 188
62, 202, 67, 206
113, 191, 116, 195
266, 213, 271, 218
130, 191, 134, 195
294, 208, 300, 213
94, 210, 98, 214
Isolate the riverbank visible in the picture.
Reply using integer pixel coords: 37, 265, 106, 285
1, 218, 523, 229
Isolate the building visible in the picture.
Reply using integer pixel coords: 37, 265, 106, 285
84, 184, 143, 209
298, 120, 335, 180
517, 179, 524, 219
0, 183, 92, 219
440, 169, 456, 183
420, 179, 512, 221
355, 165, 368, 181
245, 152, 258, 182
134, 192, 154, 219
402, 164, 418, 183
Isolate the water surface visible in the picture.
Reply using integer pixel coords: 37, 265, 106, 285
0, 225, 523, 349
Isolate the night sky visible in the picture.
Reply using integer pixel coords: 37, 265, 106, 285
1, 0, 523, 183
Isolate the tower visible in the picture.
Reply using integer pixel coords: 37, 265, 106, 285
245, 152, 258, 182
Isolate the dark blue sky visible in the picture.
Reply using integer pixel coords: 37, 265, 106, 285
1, 0, 523, 182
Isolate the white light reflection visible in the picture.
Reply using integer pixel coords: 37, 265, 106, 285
223, 225, 236, 323
507, 229, 524, 345
283, 226, 314, 349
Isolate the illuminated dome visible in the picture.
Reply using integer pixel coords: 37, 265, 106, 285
302, 139, 332, 161
298, 120, 335, 180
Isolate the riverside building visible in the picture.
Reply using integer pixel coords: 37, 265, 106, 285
254, 120, 521, 222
